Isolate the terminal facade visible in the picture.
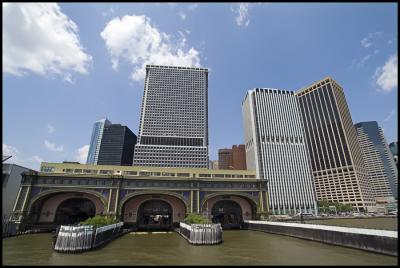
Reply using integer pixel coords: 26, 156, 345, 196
13, 162, 268, 230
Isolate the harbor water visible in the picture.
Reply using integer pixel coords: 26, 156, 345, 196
3, 229, 397, 265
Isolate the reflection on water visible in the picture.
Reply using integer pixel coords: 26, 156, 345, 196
3, 230, 397, 265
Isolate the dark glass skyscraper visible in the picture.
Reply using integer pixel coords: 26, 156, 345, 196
97, 124, 137, 166
133, 65, 209, 168
355, 121, 398, 199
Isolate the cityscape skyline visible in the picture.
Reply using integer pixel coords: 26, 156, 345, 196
3, 3, 398, 171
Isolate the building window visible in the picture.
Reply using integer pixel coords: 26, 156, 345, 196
41, 166, 55, 173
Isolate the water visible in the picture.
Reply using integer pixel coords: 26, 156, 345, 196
3, 230, 397, 265
304, 217, 398, 230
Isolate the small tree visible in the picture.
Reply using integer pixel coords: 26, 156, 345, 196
80, 215, 118, 228
184, 213, 211, 224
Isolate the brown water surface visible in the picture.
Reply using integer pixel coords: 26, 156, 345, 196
2, 229, 397, 265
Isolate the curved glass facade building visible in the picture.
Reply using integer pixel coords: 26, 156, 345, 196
86, 118, 111, 164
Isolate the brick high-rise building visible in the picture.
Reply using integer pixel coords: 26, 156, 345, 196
218, 145, 247, 170
232, 145, 247, 170
218, 149, 233, 169
296, 77, 376, 211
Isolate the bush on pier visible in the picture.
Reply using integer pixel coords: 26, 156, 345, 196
80, 215, 118, 228
184, 213, 211, 224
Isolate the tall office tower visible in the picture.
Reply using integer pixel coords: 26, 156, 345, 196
86, 118, 111, 164
242, 88, 318, 215
218, 145, 247, 170
297, 77, 376, 211
133, 65, 209, 168
97, 124, 137, 166
232, 145, 247, 170
218, 149, 233, 169
355, 121, 398, 199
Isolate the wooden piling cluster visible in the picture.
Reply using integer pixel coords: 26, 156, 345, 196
179, 222, 222, 245
53, 222, 124, 253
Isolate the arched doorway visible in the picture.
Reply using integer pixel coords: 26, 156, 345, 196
54, 198, 96, 225
137, 200, 173, 231
211, 200, 243, 229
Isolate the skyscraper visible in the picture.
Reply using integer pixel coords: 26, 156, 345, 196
242, 88, 318, 215
86, 118, 111, 164
218, 149, 233, 169
232, 145, 247, 170
354, 121, 398, 199
218, 145, 247, 170
133, 65, 209, 168
97, 124, 137, 166
297, 77, 376, 211
389, 142, 398, 168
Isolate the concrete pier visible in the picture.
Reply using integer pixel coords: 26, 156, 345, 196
53, 222, 124, 253
245, 220, 397, 256
178, 222, 222, 245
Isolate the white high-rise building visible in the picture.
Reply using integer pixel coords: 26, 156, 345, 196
242, 88, 318, 215
86, 118, 112, 164
133, 65, 209, 168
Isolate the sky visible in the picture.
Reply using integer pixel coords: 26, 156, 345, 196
3, 3, 398, 171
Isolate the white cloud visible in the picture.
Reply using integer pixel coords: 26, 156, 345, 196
374, 53, 398, 92
29, 155, 44, 163
179, 11, 186, 21
74, 145, 89, 163
3, 143, 25, 166
188, 4, 198, 11
383, 109, 396, 122
100, 15, 201, 82
3, 3, 92, 82
3, 143, 19, 156
355, 54, 372, 68
3, 143, 44, 170
44, 140, 64, 152
102, 7, 115, 18
360, 32, 383, 48
47, 124, 55, 134
232, 3, 252, 27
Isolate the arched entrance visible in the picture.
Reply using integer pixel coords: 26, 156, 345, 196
211, 200, 243, 229
137, 199, 173, 231
54, 198, 96, 225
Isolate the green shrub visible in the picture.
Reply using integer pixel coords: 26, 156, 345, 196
184, 213, 211, 224
80, 215, 118, 228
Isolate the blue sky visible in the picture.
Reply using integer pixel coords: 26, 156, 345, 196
3, 3, 398, 170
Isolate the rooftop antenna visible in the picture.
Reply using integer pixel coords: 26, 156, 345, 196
2, 155, 12, 162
